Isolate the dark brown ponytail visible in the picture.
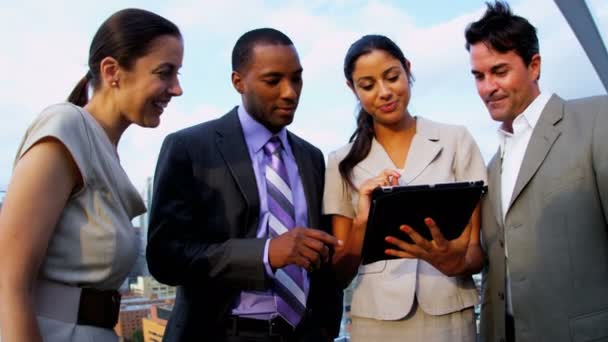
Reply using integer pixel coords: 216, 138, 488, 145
67, 72, 91, 106
339, 108, 374, 189
66, 8, 181, 107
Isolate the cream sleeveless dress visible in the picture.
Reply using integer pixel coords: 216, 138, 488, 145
2, 103, 145, 342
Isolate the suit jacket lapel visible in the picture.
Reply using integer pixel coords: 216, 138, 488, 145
487, 151, 504, 230
355, 139, 393, 178
355, 117, 442, 184
215, 108, 260, 234
401, 117, 442, 184
508, 94, 564, 211
289, 133, 319, 228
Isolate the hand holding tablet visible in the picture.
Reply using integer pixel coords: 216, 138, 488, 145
361, 181, 487, 265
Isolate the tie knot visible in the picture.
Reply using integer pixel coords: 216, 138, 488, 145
263, 136, 282, 156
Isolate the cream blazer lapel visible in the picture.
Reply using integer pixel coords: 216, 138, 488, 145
353, 138, 394, 181
354, 117, 443, 185
401, 118, 442, 184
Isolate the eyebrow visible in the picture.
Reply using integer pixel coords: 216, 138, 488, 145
260, 68, 303, 78
356, 65, 401, 82
383, 66, 401, 77
471, 63, 509, 75
152, 63, 179, 72
491, 63, 509, 72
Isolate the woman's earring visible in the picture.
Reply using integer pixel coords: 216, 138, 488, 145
111, 80, 118, 87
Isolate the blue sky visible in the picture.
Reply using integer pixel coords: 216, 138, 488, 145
0, 0, 606, 193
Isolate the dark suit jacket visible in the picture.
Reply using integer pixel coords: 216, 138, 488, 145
480, 95, 608, 342
146, 108, 343, 341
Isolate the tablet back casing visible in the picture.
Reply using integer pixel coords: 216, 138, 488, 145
362, 181, 486, 265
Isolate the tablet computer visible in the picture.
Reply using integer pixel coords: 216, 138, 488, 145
361, 180, 487, 265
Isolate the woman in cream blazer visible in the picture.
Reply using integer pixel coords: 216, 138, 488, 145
323, 35, 487, 341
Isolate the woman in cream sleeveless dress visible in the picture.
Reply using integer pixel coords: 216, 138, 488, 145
0, 9, 183, 342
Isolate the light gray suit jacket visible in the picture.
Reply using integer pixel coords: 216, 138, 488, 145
480, 94, 608, 342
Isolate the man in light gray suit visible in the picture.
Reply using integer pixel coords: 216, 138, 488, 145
465, 2, 608, 341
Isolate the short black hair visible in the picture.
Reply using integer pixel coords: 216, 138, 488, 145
465, 1, 539, 66
231, 28, 294, 72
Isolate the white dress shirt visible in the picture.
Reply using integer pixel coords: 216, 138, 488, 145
498, 92, 550, 314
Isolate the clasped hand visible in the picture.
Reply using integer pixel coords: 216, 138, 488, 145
268, 227, 342, 273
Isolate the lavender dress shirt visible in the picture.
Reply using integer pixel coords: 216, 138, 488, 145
230, 105, 310, 319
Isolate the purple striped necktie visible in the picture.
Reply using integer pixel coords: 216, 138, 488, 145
263, 136, 307, 327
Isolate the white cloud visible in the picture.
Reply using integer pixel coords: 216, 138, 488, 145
1, 0, 606, 192
119, 103, 225, 189
167, 0, 269, 34
290, 103, 357, 153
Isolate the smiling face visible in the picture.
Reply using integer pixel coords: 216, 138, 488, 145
469, 42, 540, 128
232, 44, 303, 133
349, 49, 411, 128
115, 34, 184, 128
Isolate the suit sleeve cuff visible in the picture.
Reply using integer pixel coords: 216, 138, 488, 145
263, 239, 276, 279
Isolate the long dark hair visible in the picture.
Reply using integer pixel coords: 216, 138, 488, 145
67, 8, 181, 106
339, 35, 413, 188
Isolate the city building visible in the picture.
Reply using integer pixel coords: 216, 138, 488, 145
115, 296, 174, 341
142, 304, 173, 342
127, 227, 149, 281
130, 276, 176, 299
0, 189, 6, 211
131, 176, 153, 282
115, 305, 149, 341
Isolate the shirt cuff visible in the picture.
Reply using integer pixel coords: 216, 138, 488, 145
263, 239, 275, 278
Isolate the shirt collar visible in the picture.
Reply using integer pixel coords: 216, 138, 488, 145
237, 104, 289, 154
497, 92, 551, 150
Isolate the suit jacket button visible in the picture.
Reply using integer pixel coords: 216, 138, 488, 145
499, 240, 504, 248
498, 292, 505, 300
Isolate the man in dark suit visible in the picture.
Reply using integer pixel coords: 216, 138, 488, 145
465, 2, 608, 342
146, 28, 343, 341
